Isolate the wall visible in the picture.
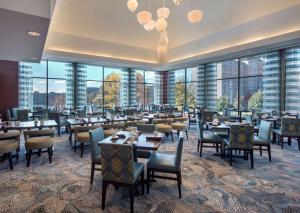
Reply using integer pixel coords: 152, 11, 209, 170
0, 60, 18, 120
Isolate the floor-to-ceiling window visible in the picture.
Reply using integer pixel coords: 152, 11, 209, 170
136, 70, 145, 105
104, 67, 122, 107
285, 47, 300, 113
145, 71, 155, 105
186, 67, 197, 108
85, 65, 103, 107
135, 70, 157, 105
174, 69, 185, 110
19, 60, 74, 110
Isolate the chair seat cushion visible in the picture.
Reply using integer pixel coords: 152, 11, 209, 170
0, 130, 20, 140
272, 128, 282, 135
0, 140, 19, 154
76, 132, 90, 143
147, 152, 178, 171
254, 136, 269, 145
171, 123, 186, 131
155, 124, 172, 133
104, 129, 118, 138
133, 162, 144, 183
25, 136, 54, 149
203, 131, 223, 142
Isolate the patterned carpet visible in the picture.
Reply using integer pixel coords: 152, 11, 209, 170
0, 126, 300, 213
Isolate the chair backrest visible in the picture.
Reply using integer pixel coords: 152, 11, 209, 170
89, 128, 104, 161
100, 143, 134, 184
258, 120, 273, 143
48, 112, 60, 125
74, 126, 98, 134
196, 119, 204, 140
218, 116, 230, 123
136, 124, 155, 133
244, 115, 253, 125
281, 118, 300, 137
153, 119, 170, 125
175, 136, 184, 170
229, 125, 254, 149
17, 109, 29, 121
76, 109, 86, 117
6, 109, 12, 121
24, 129, 55, 140
202, 111, 214, 123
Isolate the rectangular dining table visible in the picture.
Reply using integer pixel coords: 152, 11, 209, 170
1, 120, 58, 133
98, 131, 162, 161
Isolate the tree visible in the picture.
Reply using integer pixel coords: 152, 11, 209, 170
217, 96, 229, 112
175, 83, 185, 109
187, 83, 196, 108
248, 90, 263, 111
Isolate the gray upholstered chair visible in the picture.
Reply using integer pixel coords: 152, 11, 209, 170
24, 129, 55, 167
0, 130, 20, 170
197, 119, 223, 157
223, 125, 254, 168
254, 120, 272, 161
100, 143, 144, 213
272, 118, 300, 150
48, 112, 66, 136
136, 124, 155, 133
89, 128, 104, 184
17, 109, 29, 121
147, 135, 184, 198
214, 116, 230, 138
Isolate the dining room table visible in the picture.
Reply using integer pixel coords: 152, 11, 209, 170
98, 131, 162, 161
0, 120, 58, 133
83, 117, 108, 125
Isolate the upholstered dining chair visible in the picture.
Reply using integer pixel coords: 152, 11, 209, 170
17, 109, 29, 121
147, 135, 184, 198
201, 111, 215, 129
74, 126, 98, 157
24, 129, 55, 167
136, 124, 155, 133
213, 116, 230, 139
153, 119, 174, 142
272, 118, 300, 150
254, 120, 273, 161
223, 125, 254, 168
197, 119, 223, 156
89, 128, 104, 184
100, 143, 144, 213
0, 130, 20, 170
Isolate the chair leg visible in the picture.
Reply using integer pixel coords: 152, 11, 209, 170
27, 150, 32, 167
185, 129, 188, 139
229, 149, 232, 166
197, 139, 200, 152
177, 171, 182, 198
199, 141, 203, 157
80, 143, 84, 158
250, 150, 254, 169
8, 152, 13, 170
259, 145, 262, 156
147, 168, 150, 194
16, 150, 19, 162
48, 147, 52, 163
90, 162, 95, 184
281, 136, 284, 149
216, 143, 219, 153
170, 132, 174, 142
38, 149, 42, 156
74, 140, 77, 152
130, 185, 134, 213
141, 171, 144, 195
268, 145, 271, 162
298, 137, 300, 151
177, 130, 180, 138
102, 181, 107, 210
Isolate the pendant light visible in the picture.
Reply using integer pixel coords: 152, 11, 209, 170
127, 0, 138, 13
187, 10, 203, 24
137, 10, 152, 25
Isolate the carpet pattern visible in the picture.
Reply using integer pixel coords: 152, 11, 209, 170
0, 127, 300, 213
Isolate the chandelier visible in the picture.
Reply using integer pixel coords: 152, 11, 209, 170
126, 0, 204, 62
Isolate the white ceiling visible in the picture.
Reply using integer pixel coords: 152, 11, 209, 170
2, 0, 300, 70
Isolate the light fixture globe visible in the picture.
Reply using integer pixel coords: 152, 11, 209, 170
187, 10, 203, 24
127, 0, 138, 13
137, 10, 152, 25
157, 7, 170, 19
144, 19, 155, 31
155, 17, 168, 32
173, 0, 183, 6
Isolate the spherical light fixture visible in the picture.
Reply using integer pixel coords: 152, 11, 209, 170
157, 7, 170, 19
144, 19, 155, 31
127, 0, 138, 13
137, 11, 152, 25
187, 10, 203, 24
155, 17, 168, 32
173, 0, 183, 6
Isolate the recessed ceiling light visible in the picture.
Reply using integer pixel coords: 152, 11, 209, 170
27, 31, 41, 37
